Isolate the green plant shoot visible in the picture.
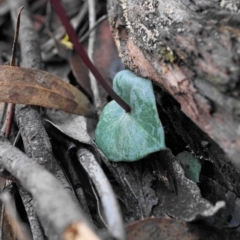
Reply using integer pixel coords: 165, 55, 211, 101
95, 70, 166, 162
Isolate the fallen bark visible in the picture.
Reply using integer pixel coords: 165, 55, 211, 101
107, 0, 240, 168
0, 137, 98, 240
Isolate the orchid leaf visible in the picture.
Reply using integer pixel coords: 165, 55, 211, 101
177, 151, 201, 183
95, 70, 166, 162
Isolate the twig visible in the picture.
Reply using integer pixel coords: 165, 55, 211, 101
77, 148, 125, 240
80, 15, 107, 43
88, 0, 102, 116
4, 6, 23, 139
50, 0, 131, 112
0, 137, 99, 240
0, 192, 33, 240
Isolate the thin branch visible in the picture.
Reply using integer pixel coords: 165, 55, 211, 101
88, 0, 102, 116
80, 15, 107, 43
50, 0, 131, 112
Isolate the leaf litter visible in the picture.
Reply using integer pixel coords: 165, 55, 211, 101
0, 0, 239, 239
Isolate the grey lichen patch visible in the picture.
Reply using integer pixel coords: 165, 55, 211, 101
120, 0, 162, 50
207, 75, 229, 86
220, 0, 240, 12
159, 46, 177, 63
121, 0, 134, 33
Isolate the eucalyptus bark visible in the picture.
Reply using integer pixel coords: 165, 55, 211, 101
107, 0, 240, 168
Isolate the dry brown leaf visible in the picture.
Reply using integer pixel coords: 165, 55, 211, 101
0, 65, 91, 115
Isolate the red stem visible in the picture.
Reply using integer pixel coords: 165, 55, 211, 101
50, 0, 130, 112
5, 6, 24, 138
5, 104, 15, 139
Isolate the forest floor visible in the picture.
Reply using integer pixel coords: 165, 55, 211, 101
0, 0, 240, 240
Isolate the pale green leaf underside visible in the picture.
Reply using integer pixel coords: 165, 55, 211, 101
95, 70, 166, 162
177, 151, 202, 183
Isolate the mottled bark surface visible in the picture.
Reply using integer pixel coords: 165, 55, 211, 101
107, 0, 240, 168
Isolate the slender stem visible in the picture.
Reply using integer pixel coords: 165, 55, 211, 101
50, 0, 131, 112
88, 0, 102, 116
5, 6, 24, 138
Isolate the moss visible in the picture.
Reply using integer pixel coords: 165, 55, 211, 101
207, 75, 227, 85
159, 46, 177, 63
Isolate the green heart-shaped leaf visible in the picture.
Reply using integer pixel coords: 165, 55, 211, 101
95, 70, 166, 162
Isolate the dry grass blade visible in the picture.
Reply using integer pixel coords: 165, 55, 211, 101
0, 66, 92, 116
10, 6, 23, 66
